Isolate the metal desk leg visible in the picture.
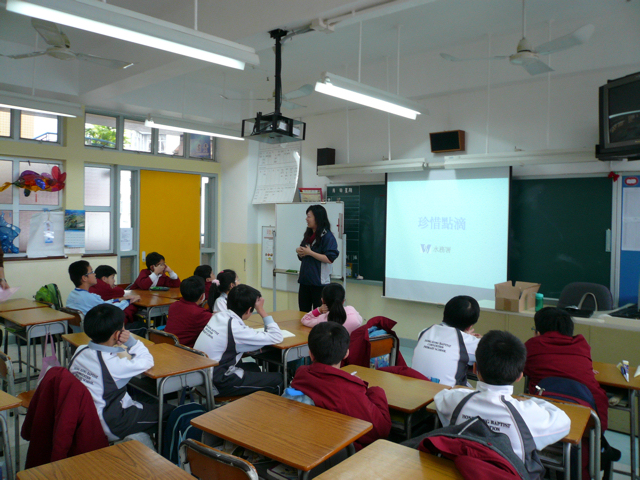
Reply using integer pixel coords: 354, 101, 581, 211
25, 326, 32, 392
13, 406, 19, 474
563, 442, 572, 480
589, 410, 601, 480
631, 390, 637, 480
347, 443, 356, 457
405, 413, 413, 440
298, 470, 310, 480
0, 411, 14, 480
576, 440, 582, 480
281, 348, 292, 387
157, 376, 170, 452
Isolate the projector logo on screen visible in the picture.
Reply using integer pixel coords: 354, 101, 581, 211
420, 244, 451, 254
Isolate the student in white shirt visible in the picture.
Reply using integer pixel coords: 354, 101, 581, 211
412, 295, 481, 386
434, 330, 571, 480
208, 269, 239, 313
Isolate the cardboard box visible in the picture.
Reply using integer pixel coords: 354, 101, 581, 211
495, 281, 541, 312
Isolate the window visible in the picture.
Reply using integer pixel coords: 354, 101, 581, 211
124, 119, 152, 153
84, 165, 114, 253
117, 168, 139, 284
20, 111, 59, 142
189, 134, 216, 160
85, 113, 117, 148
158, 128, 183, 156
200, 175, 217, 268
0, 157, 63, 254
0, 108, 10, 137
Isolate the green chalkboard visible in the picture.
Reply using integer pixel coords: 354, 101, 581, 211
327, 184, 386, 281
508, 177, 612, 299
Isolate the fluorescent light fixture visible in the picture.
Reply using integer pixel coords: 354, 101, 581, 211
6, 0, 259, 70
315, 72, 423, 119
145, 115, 244, 141
318, 159, 432, 176
0, 90, 82, 117
444, 149, 595, 169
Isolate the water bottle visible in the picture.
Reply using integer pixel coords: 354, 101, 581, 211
535, 293, 544, 311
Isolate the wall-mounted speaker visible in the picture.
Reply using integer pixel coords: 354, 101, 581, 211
317, 148, 336, 168
429, 130, 466, 153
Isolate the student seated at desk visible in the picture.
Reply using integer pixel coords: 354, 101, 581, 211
208, 269, 239, 313
289, 322, 392, 451
434, 330, 571, 480
412, 295, 482, 386
66, 261, 140, 316
194, 284, 284, 397
130, 252, 180, 290
69, 304, 174, 441
193, 264, 214, 299
165, 276, 212, 348
300, 283, 363, 334
90, 265, 140, 326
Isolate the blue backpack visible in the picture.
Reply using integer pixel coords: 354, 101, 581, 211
162, 388, 206, 465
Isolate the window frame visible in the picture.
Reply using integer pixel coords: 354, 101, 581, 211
0, 156, 64, 257
84, 164, 116, 255
0, 108, 63, 145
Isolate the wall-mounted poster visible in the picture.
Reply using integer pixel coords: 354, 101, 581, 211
64, 209, 86, 254
189, 134, 213, 159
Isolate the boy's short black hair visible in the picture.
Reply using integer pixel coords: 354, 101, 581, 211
180, 276, 205, 302
69, 260, 91, 287
308, 322, 350, 365
95, 265, 117, 281
84, 304, 125, 344
476, 330, 526, 386
443, 295, 480, 330
534, 307, 574, 336
194, 265, 213, 280
227, 284, 261, 318
145, 252, 164, 269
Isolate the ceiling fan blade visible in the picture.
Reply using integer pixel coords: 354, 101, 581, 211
521, 59, 554, 76
283, 84, 313, 100
75, 53, 134, 69
6, 51, 48, 59
31, 18, 70, 48
280, 100, 306, 110
535, 24, 595, 55
440, 53, 508, 62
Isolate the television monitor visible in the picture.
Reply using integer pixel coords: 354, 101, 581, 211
598, 71, 640, 156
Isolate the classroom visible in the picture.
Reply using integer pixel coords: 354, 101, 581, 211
1, 0, 640, 478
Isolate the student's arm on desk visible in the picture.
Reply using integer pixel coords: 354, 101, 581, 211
516, 396, 571, 450
110, 335, 154, 385
235, 317, 284, 352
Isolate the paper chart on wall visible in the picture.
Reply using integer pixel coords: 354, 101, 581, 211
622, 188, 640, 251
252, 143, 301, 204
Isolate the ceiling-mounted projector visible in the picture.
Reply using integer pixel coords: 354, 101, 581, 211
242, 29, 306, 144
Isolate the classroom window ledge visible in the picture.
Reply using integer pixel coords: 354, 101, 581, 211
3, 255, 68, 262
82, 253, 117, 258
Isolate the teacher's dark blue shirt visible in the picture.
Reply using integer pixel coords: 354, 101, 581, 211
298, 229, 339, 286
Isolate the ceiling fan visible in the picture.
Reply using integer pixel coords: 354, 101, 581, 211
439, 0, 594, 76
0, 18, 134, 69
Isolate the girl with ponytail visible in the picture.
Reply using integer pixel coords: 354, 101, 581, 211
209, 269, 239, 313
301, 283, 363, 334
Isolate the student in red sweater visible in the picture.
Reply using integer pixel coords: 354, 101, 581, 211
130, 252, 181, 290
90, 265, 139, 326
290, 322, 391, 450
193, 265, 214, 300
165, 276, 212, 347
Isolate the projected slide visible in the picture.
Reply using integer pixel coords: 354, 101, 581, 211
385, 168, 509, 304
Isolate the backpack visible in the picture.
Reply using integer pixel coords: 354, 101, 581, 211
34, 284, 62, 310
162, 388, 206, 465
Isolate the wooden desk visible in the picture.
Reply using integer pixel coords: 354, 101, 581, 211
1, 308, 73, 390
133, 293, 176, 326
594, 361, 640, 480
144, 343, 217, 448
0, 390, 21, 480
341, 365, 450, 438
147, 287, 182, 299
16, 440, 193, 480
190, 391, 372, 479
314, 439, 464, 480
0, 299, 48, 313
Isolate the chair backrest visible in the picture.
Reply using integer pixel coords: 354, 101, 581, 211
148, 328, 179, 345
60, 307, 84, 329
0, 350, 15, 396
179, 439, 259, 480
369, 335, 397, 368
175, 344, 208, 357
557, 282, 613, 311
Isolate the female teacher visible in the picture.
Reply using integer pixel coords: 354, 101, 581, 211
296, 205, 339, 312
0, 250, 8, 289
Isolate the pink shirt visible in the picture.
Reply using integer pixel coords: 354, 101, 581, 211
301, 305, 363, 334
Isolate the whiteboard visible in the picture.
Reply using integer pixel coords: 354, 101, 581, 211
274, 203, 344, 292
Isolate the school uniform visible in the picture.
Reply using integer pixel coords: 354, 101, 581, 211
434, 382, 571, 476
297, 229, 339, 311
69, 336, 163, 441
411, 323, 480, 386
66, 288, 130, 316
212, 292, 228, 313
89, 278, 138, 324
194, 310, 284, 397
301, 305, 363, 334
524, 331, 609, 431
165, 298, 212, 348
291, 362, 392, 450
130, 268, 180, 290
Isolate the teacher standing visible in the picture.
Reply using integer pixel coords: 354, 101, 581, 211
296, 205, 339, 312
